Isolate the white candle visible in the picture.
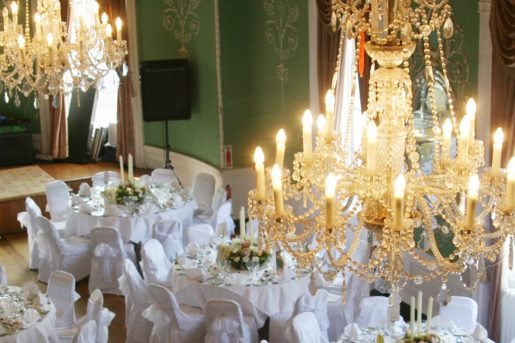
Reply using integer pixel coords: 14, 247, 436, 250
442, 118, 452, 160
417, 291, 423, 334
325, 173, 336, 228
271, 164, 284, 217
410, 296, 415, 335
17, 34, 24, 49
325, 90, 335, 134
366, 121, 378, 173
119, 155, 125, 183
302, 110, 313, 159
426, 297, 433, 333
34, 13, 42, 40
492, 128, 504, 173
128, 154, 133, 182
275, 129, 286, 169
101, 12, 108, 25
465, 174, 479, 232
115, 17, 122, 41
459, 116, 470, 161
466, 98, 477, 142
239, 206, 246, 238
106, 24, 113, 38
93, 2, 100, 25
507, 157, 515, 210
254, 147, 265, 200
10, 2, 17, 22
393, 174, 406, 230
317, 114, 326, 142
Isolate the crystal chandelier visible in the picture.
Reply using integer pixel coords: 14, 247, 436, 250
248, 0, 515, 298
0, 0, 127, 105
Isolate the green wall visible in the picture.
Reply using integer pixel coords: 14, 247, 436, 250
136, 0, 221, 167
221, 0, 310, 168
0, 95, 40, 133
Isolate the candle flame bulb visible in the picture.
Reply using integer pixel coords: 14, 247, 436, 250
106, 24, 113, 37
46, 33, 54, 47
394, 173, 406, 198
302, 109, 313, 127
325, 89, 335, 110
459, 116, 470, 137
115, 17, 122, 30
466, 98, 477, 117
101, 12, 108, 25
443, 118, 452, 137
17, 34, 24, 49
254, 147, 264, 164
254, 147, 265, 200
494, 128, 504, 145
271, 164, 281, 184
93, 1, 99, 13
276, 128, 286, 145
10, 2, 17, 15
34, 13, 41, 24
325, 173, 336, 198
468, 174, 480, 199
317, 114, 326, 133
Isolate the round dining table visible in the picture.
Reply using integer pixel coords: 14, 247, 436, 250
171, 265, 310, 328
0, 286, 58, 343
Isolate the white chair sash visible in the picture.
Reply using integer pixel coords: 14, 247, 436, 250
143, 304, 171, 326
205, 317, 243, 343
93, 243, 117, 282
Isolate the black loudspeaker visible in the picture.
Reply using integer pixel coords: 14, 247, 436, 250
140, 59, 191, 122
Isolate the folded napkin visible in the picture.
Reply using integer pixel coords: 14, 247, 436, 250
344, 323, 362, 340
79, 201, 96, 215
467, 323, 489, 343
185, 241, 201, 257
22, 282, 40, 299
78, 183, 92, 197
22, 308, 40, 328
185, 267, 207, 282
70, 193, 82, 206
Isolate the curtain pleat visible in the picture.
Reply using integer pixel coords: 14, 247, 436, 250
488, 1, 515, 342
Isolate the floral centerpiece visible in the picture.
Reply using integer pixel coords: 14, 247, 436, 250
397, 334, 442, 343
217, 238, 270, 271
104, 180, 147, 205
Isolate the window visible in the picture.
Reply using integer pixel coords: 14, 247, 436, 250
65, 0, 119, 132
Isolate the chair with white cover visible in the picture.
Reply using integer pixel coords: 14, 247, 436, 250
152, 219, 184, 261
36, 216, 91, 283
194, 187, 227, 227
151, 168, 178, 185
356, 296, 389, 328
25, 197, 44, 269
205, 298, 259, 343
143, 283, 206, 343
92, 171, 120, 188
119, 259, 152, 343
187, 223, 214, 246
73, 320, 97, 343
213, 202, 235, 237
45, 180, 70, 222
437, 296, 478, 332
291, 312, 322, 343
269, 290, 330, 343
0, 263, 6, 285
47, 270, 80, 329
89, 226, 131, 295
141, 239, 174, 288
192, 173, 216, 213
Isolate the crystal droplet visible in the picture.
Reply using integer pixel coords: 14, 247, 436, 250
14, 94, 20, 107
4, 92, 9, 103
421, 24, 432, 37
510, 236, 514, 270
33, 96, 39, 109
443, 17, 454, 39
330, 11, 337, 32
438, 283, 451, 306
401, 23, 412, 43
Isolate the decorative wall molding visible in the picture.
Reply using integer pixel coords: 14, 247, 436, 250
162, 0, 201, 58
213, 0, 224, 168
264, 0, 299, 104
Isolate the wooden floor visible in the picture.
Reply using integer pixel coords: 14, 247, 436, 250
0, 161, 153, 343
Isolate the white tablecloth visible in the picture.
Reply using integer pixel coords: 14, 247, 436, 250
171, 268, 310, 328
65, 200, 197, 243
0, 287, 57, 343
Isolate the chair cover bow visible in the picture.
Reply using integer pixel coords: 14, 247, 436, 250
94, 243, 118, 282
143, 303, 171, 326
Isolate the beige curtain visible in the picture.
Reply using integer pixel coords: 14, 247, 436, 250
102, 0, 135, 162
488, 1, 515, 341
49, 0, 70, 159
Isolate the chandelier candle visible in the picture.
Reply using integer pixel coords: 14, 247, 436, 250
10, 2, 17, 22
253, 147, 266, 200
271, 164, 284, 217
393, 174, 406, 230
302, 110, 313, 158
366, 121, 378, 173
115, 18, 122, 42
325, 90, 335, 134
507, 158, 515, 210
325, 173, 337, 228
465, 175, 479, 232
442, 119, 452, 160
491, 128, 504, 173
458, 117, 470, 162
466, 99, 477, 142
275, 129, 286, 169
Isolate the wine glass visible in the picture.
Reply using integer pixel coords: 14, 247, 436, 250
247, 258, 259, 285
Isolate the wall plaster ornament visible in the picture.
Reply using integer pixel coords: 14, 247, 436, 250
162, 0, 201, 58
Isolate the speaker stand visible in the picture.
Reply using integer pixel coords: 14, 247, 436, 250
163, 120, 183, 187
